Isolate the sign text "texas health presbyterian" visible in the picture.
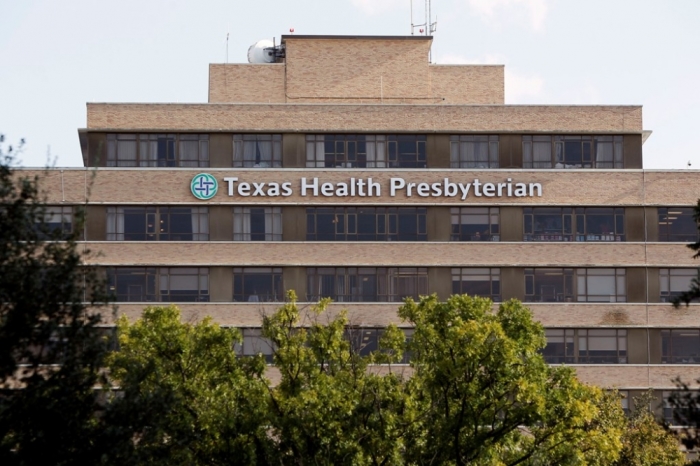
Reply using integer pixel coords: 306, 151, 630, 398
222, 177, 542, 200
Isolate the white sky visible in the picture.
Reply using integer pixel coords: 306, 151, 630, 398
1, 0, 699, 168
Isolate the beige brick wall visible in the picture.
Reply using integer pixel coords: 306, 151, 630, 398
284, 38, 434, 102
79, 241, 693, 267
430, 65, 504, 104
21, 169, 700, 206
99, 302, 700, 328
207, 64, 506, 105
208, 64, 285, 103
574, 365, 700, 389
86, 103, 643, 133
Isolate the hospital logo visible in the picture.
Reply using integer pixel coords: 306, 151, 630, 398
190, 173, 218, 200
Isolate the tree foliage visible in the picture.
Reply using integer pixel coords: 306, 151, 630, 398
103, 305, 272, 465
102, 294, 686, 465
260, 293, 413, 465
616, 391, 686, 466
399, 294, 627, 465
0, 136, 111, 465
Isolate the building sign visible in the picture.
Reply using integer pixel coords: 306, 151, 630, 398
190, 173, 218, 200
191, 174, 542, 200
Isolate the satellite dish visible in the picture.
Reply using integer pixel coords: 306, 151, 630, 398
247, 39, 275, 63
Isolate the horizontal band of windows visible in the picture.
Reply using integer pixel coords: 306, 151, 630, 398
102, 266, 699, 304
94, 205, 698, 243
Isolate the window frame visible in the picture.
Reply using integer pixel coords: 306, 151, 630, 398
306, 267, 428, 302
450, 207, 500, 241
524, 268, 627, 303
107, 267, 210, 302
106, 133, 209, 167
449, 135, 499, 168
106, 206, 209, 241
306, 207, 427, 241
305, 134, 427, 168
451, 267, 501, 301
658, 207, 698, 242
233, 134, 282, 168
523, 207, 625, 242
233, 207, 283, 241
232, 267, 284, 302
522, 135, 624, 169
661, 329, 700, 364
543, 328, 627, 364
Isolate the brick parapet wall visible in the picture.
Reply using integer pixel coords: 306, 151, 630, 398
86, 103, 642, 133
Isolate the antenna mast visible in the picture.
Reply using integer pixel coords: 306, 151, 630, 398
410, 0, 437, 36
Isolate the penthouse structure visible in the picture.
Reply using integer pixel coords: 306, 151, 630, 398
28, 35, 700, 417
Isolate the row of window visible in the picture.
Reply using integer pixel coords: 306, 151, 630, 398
233, 327, 700, 367
104, 133, 628, 169
105, 267, 699, 304
235, 327, 414, 364
48, 206, 697, 243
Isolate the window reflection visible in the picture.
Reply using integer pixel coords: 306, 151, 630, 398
450, 207, 499, 241
107, 267, 209, 302
658, 207, 698, 242
543, 329, 627, 364
306, 135, 426, 168
523, 207, 624, 242
107, 207, 208, 241
307, 207, 427, 241
233, 267, 283, 302
451, 268, 500, 301
524, 268, 626, 302
307, 267, 428, 302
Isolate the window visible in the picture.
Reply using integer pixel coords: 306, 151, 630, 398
345, 327, 414, 363
660, 269, 698, 302
236, 328, 275, 363
662, 330, 700, 364
107, 207, 209, 241
451, 268, 501, 301
306, 207, 427, 241
233, 134, 282, 168
523, 135, 623, 169
235, 327, 414, 364
543, 329, 627, 364
306, 135, 426, 168
658, 207, 698, 242
450, 207, 499, 241
578, 329, 627, 362
576, 269, 626, 302
307, 267, 428, 302
523, 207, 624, 242
233, 207, 282, 241
107, 267, 209, 302
662, 391, 697, 426
37, 206, 73, 238
524, 268, 626, 302
450, 135, 499, 168
106, 134, 209, 167
233, 267, 283, 302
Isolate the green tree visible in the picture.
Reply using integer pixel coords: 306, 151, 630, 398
615, 391, 686, 466
260, 292, 414, 465
104, 305, 272, 465
399, 294, 626, 465
0, 136, 112, 465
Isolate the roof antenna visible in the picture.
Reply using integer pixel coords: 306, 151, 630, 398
226, 30, 229, 64
410, 0, 437, 36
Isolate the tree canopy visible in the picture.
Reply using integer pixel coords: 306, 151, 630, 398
0, 137, 111, 464
102, 294, 685, 465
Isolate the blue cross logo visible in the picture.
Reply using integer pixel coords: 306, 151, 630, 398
191, 173, 218, 200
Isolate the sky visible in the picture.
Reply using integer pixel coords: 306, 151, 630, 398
1, 0, 699, 169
